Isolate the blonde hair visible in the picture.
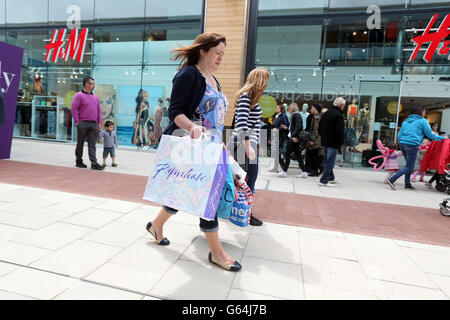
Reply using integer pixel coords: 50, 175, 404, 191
288, 102, 299, 113
235, 67, 270, 109
170, 32, 226, 70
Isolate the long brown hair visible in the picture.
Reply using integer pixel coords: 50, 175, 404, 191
170, 32, 226, 70
235, 67, 270, 109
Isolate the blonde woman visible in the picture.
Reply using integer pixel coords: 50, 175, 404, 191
230, 67, 270, 227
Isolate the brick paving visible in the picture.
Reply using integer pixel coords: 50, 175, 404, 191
2, 160, 450, 247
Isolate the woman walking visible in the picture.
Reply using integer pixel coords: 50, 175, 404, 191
305, 104, 323, 177
145, 32, 242, 272
386, 106, 446, 190
230, 67, 270, 227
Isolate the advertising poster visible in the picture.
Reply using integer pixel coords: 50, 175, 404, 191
116, 86, 163, 147
0, 41, 24, 159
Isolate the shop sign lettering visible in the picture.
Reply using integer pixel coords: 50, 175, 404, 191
410, 14, 450, 62
0, 61, 16, 94
44, 28, 88, 63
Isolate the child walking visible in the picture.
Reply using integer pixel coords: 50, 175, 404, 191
384, 143, 402, 180
99, 120, 118, 168
411, 138, 430, 182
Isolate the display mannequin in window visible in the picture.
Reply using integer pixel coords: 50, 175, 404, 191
357, 102, 370, 143
300, 103, 309, 129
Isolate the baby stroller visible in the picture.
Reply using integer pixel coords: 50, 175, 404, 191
420, 139, 450, 193
439, 168, 450, 216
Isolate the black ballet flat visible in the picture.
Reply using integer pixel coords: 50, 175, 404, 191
146, 221, 170, 246
208, 252, 242, 272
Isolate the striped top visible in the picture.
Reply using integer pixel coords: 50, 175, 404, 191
232, 94, 262, 144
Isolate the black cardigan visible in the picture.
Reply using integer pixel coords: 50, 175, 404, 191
163, 65, 221, 136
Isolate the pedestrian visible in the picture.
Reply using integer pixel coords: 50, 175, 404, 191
145, 32, 243, 272
383, 143, 402, 181
386, 106, 446, 190
411, 138, 430, 182
72, 76, 104, 170
98, 120, 118, 168
278, 102, 307, 178
153, 103, 163, 147
305, 104, 322, 177
271, 104, 290, 170
230, 67, 270, 227
431, 122, 439, 136
318, 97, 345, 186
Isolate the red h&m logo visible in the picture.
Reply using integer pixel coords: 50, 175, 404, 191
45, 28, 88, 63
410, 14, 450, 62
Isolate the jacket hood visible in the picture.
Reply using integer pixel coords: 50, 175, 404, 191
405, 114, 422, 123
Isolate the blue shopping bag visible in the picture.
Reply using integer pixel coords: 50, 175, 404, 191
217, 164, 235, 219
229, 191, 251, 227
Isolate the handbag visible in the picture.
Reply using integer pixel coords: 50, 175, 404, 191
229, 191, 251, 227
217, 164, 235, 219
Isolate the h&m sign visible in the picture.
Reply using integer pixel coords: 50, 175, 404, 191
410, 14, 450, 63
44, 28, 88, 63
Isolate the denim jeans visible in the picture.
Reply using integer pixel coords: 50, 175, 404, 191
388, 143, 419, 187
320, 147, 338, 184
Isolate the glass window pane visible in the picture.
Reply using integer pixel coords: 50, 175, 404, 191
93, 26, 145, 65
49, 0, 94, 26
144, 23, 200, 64
0, 0, 5, 26
329, 0, 408, 12
94, 0, 145, 22
145, 0, 203, 20
258, 0, 328, 16
91, 66, 142, 147
410, 0, 450, 8
325, 13, 407, 67
6, 29, 48, 67
6, 0, 47, 26
256, 24, 323, 66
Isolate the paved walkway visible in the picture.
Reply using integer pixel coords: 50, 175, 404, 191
0, 138, 449, 300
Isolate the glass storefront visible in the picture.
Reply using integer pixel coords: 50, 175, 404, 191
250, 0, 450, 167
2, 0, 203, 148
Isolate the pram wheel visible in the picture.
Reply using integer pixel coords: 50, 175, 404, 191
436, 183, 447, 192
440, 202, 450, 217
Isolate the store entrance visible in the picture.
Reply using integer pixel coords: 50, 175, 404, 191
399, 80, 450, 137
340, 80, 401, 168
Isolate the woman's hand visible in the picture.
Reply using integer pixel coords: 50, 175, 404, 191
245, 145, 256, 161
189, 124, 206, 139
280, 124, 288, 130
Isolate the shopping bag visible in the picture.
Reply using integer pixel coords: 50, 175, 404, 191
143, 134, 227, 221
217, 164, 235, 219
229, 191, 251, 227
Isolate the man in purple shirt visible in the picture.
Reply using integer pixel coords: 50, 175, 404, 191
72, 76, 104, 170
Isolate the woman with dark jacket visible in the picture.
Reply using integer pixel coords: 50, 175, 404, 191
305, 104, 323, 176
145, 32, 243, 272
278, 103, 306, 178
272, 104, 290, 158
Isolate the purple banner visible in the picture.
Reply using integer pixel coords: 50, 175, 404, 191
0, 41, 24, 159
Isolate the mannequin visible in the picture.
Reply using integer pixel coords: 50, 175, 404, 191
300, 103, 309, 129
357, 102, 370, 143
347, 99, 358, 128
